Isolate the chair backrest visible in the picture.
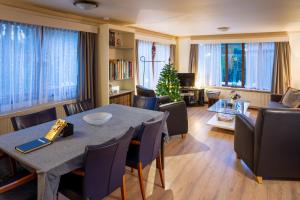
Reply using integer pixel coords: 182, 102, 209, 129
133, 95, 158, 110
11, 107, 57, 131
136, 85, 156, 97
138, 112, 169, 166
254, 108, 300, 178
63, 100, 94, 116
83, 127, 135, 200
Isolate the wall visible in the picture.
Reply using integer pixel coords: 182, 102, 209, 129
176, 37, 191, 72
288, 32, 300, 89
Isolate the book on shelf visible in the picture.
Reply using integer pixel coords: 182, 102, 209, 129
109, 59, 133, 80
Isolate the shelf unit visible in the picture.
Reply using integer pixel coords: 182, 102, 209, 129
97, 24, 136, 106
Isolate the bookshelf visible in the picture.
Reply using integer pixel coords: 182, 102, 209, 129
97, 24, 136, 106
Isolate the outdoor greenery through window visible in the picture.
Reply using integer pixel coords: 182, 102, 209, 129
221, 44, 244, 87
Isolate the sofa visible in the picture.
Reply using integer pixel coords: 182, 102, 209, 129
136, 85, 188, 138
234, 94, 300, 183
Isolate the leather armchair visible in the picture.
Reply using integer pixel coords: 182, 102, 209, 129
234, 108, 300, 183
136, 85, 188, 137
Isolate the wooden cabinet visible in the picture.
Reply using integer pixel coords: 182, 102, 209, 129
109, 90, 133, 106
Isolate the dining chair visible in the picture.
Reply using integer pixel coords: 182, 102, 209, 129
10, 107, 57, 131
0, 170, 37, 200
132, 95, 158, 110
126, 112, 169, 200
63, 99, 94, 116
58, 127, 135, 200
7, 107, 57, 178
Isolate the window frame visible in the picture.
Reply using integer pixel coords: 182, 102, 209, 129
222, 43, 246, 88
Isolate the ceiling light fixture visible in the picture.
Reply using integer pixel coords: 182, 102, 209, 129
217, 26, 230, 32
73, 1, 98, 10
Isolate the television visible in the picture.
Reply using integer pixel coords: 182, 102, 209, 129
177, 73, 195, 87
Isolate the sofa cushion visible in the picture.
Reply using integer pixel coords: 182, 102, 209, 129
268, 101, 288, 109
281, 87, 300, 108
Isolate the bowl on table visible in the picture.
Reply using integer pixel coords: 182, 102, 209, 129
83, 112, 112, 126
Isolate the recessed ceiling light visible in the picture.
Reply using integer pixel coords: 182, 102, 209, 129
73, 1, 98, 10
217, 26, 230, 32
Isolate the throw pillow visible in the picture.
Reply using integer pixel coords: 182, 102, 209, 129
281, 87, 300, 108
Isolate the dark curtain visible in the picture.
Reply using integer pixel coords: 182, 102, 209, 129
189, 44, 199, 78
170, 44, 176, 66
78, 32, 96, 104
271, 42, 291, 94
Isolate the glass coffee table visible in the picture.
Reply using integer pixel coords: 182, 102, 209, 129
207, 99, 250, 131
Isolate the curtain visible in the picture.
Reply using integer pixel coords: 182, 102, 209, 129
189, 44, 199, 83
137, 40, 170, 89
197, 44, 222, 87
170, 44, 176, 66
153, 43, 170, 89
245, 42, 275, 91
272, 42, 291, 94
0, 21, 79, 113
78, 32, 96, 104
137, 40, 153, 88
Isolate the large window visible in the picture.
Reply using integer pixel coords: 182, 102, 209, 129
198, 42, 275, 91
221, 44, 244, 87
0, 21, 79, 113
137, 40, 171, 89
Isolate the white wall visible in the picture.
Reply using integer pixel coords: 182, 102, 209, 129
176, 37, 191, 72
288, 32, 300, 89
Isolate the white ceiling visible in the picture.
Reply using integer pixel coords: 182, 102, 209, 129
17, 0, 300, 36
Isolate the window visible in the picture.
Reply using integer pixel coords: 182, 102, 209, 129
137, 40, 170, 89
198, 42, 275, 91
221, 44, 244, 87
0, 21, 79, 113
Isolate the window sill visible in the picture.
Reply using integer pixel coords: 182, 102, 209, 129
205, 86, 271, 94
0, 99, 77, 119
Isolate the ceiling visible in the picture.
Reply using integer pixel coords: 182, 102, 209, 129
14, 0, 300, 36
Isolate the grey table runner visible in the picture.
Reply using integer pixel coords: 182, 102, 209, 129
0, 104, 166, 200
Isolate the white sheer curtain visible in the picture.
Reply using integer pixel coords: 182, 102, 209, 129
0, 21, 79, 113
40, 27, 79, 103
137, 40, 170, 89
137, 40, 153, 89
197, 43, 222, 87
153, 43, 170, 88
245, 42, 275, 91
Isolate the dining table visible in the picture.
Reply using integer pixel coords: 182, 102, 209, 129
0, 104, 167, 200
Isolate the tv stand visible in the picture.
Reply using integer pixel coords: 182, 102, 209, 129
180, 87, 204, 106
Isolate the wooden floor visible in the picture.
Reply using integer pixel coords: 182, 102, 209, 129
63, 106, 300, 200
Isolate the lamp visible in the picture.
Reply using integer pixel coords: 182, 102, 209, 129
73, 1, 98, 10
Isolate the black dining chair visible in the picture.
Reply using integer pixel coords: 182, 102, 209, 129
6, 107, 57, 180
132, 95, 158, 110
63, 99, 94, 116
126, 112, 168, 200
58, 127, 135, 200
0, 170, 37, 200
10, 107, 57, 131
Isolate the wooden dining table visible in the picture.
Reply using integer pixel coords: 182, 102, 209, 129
0, 104, 167, 200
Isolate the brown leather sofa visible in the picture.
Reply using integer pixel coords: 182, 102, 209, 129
234, 94, 300, 183
136, 85, 188, 137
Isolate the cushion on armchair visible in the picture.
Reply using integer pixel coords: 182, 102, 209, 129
281, 87, 300, 108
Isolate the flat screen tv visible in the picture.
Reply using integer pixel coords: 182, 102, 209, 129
177, 73, 195, 87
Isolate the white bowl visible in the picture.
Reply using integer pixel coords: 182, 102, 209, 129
83, 112, 112, 126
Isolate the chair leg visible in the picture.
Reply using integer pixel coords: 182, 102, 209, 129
156, 155, 165, 188
161, 138, 165, 170
181, 134, 187, 139
256, 176, 263, 184
131, 168, 134, 173
121, 175, 126, 200
8, 157, 17, 176
137, 162, 146, 200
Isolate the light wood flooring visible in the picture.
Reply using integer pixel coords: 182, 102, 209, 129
63, 106, 300, 200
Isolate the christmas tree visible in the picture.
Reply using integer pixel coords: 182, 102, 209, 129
156, 63, 182, 101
